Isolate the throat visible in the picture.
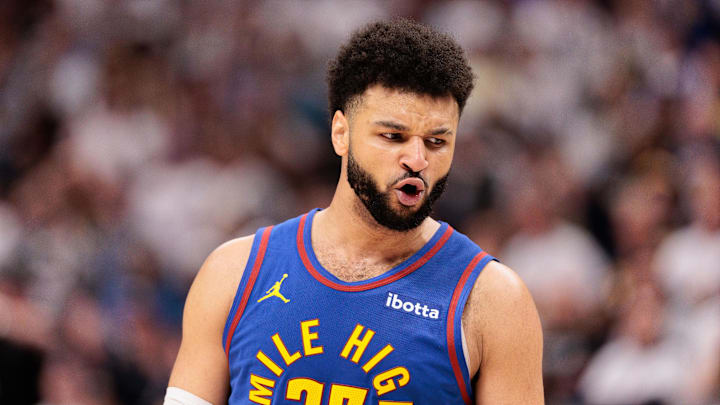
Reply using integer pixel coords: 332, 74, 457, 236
309, 206, 441, 281
312, 239, 414, 282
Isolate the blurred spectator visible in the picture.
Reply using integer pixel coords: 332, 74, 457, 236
654, 148, 720, 309
127, 157, 292, 278
579, 281, 720, 405
579, 282, 677, 405
501, 149, 610, 330
607, 152, 674, 260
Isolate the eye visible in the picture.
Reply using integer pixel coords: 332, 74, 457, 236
426, 137, 445, 146
381, 132, 401, 141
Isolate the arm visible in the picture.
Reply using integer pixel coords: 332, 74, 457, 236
167, 235, 255, 404
463, 261, 544, 404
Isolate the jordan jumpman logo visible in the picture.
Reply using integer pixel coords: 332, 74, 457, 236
257, 273, 290, 303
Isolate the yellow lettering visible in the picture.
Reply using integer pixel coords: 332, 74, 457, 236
272, 333, 301, 366
328, 384, 368, 405
300, 319, 324, 356
362, 344, 394, 373
249, 374, 275, 405
286, 378, 324, 404
340, 324, 376, 363
256, 350, 284, 376
373, 367, 410, 396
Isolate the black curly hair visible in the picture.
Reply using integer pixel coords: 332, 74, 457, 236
327, 18, 474, 119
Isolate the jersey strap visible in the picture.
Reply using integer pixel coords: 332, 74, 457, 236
222, 225, 274, 357
447, 251, 497, 404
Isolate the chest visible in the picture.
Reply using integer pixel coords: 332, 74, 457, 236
312, 244, 414, 283
222, 217, 487, 404
226, 265, 458, 404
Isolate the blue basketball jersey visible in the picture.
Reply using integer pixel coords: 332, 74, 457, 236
222, 209, 496, 405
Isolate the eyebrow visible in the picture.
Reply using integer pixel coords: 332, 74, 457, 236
429, 127, 452, 136
373, 120, 453, 136
373, 120, 408, 131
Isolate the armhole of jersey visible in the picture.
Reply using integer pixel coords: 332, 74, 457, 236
222, 226, 274, 357
446, 251, 496, 405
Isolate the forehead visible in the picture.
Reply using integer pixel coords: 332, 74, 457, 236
351, 85, 459, 128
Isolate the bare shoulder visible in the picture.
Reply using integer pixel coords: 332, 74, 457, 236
464, 260, 542, 360
469, 260, 536, 317
190, 235, 256, 313
201, 235, 256, 281
463, 260, 544, 404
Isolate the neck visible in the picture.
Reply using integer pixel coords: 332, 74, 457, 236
313, 180, 440, 267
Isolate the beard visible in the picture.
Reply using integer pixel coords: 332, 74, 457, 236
346, 150, 448, 231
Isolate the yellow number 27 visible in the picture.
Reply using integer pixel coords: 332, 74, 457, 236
286, 378, 367, 404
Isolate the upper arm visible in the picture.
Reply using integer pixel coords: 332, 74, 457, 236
466, 261, 544, 404
168, 235, 255, 404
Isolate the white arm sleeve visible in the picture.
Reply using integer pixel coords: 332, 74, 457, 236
164, 387, 214, 405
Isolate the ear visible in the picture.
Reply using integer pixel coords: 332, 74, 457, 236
331, 110, 350, 157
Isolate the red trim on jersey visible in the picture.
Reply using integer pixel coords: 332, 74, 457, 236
224, 226, 273, 357
447, 251, 488, 405
296, 213, 453, 292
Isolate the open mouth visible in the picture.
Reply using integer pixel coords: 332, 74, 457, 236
400, 183, 420, 196
394, 178, 426, 206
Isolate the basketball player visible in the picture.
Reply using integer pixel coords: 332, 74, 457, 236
166, 19, 543, 404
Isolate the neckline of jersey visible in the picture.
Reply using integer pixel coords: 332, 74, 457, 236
297, 208, 453, 292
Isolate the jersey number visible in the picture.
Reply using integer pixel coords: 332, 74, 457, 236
286, 378, 367, 404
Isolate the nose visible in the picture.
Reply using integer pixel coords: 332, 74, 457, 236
400, 136, 429, 173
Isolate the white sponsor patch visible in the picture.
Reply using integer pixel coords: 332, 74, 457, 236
385, 292, 441, 320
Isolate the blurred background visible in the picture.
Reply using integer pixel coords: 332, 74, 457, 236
0, 0, 719, 404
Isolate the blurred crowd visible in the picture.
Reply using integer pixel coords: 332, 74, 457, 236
0, 0, 719, 404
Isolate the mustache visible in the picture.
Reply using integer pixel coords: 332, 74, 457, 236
390, 170, 429, 189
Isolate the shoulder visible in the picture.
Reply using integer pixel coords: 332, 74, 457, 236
467, 260, 539, 331
185, 235, 256, 324
204, 235, 256, 279
448, 227, 527, 309
462, 260, 542, 372
194, 234, 255, 291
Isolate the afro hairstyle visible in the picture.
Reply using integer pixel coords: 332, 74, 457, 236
327, 18, 474, 119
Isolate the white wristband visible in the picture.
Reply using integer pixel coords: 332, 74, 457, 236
164, 387, 214, 405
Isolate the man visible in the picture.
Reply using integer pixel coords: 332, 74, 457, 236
166, 19, 543, 405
